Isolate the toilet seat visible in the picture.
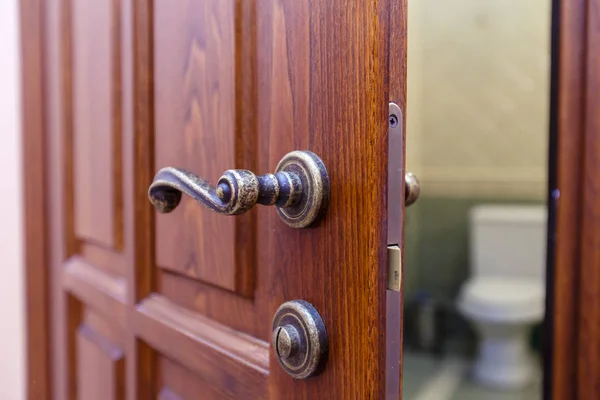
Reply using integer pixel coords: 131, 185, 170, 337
458, 277, 545, 323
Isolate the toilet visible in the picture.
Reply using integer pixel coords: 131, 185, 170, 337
457, 204, 546, 390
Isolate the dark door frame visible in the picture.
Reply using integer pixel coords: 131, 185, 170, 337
20, 0, 599, 399
545, 0, 600, 399
20, 0, 51, 399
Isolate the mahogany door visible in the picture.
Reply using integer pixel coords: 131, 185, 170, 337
37, 0, 407, 399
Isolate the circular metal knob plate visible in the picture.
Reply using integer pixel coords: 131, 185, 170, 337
271, 300, 328, 379
274, 151, 330, 228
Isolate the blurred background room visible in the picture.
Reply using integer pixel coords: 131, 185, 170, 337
402, 0, 550, 399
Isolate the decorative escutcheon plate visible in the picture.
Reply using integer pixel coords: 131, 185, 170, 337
271, 300, 328, 379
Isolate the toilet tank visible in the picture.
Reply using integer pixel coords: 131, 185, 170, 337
470, 204, 547, 280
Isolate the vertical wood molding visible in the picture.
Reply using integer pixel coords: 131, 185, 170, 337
548, 0, 600, 399
577, 0, 600, 396
20, 0, 51, 398
130, 1, 157, 398
70, 0, 124, 251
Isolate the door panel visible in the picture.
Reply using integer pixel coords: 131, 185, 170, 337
72, 0, 123, 251
76, 311, 126, 400
154, 0, 257, 294
135, 295, 268, 398
42, 0, 404, 399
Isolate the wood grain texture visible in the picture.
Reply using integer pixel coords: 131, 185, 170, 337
258, 1, 391, 398
42, 3, 131, 398
577, 0, 600, 397
33, 0, 134, 398
149, 0, 269, 344
72, 0, 124, 250
77, 325, 125, 400
389, 0, 408, 109
44, 0, 75, 396
20, 0, 51, 397
130, 0, 159, 398
63, 258, 128, 328
154, 0, 257, 295
32, 0, 400, 399
159, 269, 260, 335
134, 294, 269, 399
159, 357, 228, 400
548, 0, 587, 399
81, 243, 127, 276
61, 0, 78, 259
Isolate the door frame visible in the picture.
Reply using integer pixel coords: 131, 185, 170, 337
20, 0, 51, 399
545, 0, 600, 399
20, 0, 599, 399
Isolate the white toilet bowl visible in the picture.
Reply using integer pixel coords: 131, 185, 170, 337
458, 277, 544, 390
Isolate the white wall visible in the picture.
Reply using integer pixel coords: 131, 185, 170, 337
0, 0, 25, 399
407, 0, 551, 199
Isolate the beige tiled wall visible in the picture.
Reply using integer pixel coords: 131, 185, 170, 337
406, 0, 551, 199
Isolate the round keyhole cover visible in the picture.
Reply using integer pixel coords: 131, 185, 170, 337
271, 300, 328, 379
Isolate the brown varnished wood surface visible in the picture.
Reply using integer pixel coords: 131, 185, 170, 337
550, 0, 585, 399
577, 0, 600, 396
43, 0, 131, 399
135, 295, 269, 399
150, 0, 268, 344
550, 0, 600, 399
76, 325, 125, 400
159, 357, 225, 400
259, 1, 391, 398
44, 0, 72, 396
153, 0, 257, 295
63, 258, 128, 328
20, 0, 51, 397
129, 0, 157, 397
32, 0, 396, 399
72, 0, 123, 250
547, 0, 585, 398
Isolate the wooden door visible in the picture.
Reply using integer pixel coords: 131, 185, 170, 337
28, 0, 407, 399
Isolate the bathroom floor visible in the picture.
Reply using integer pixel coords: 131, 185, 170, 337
403, 352, 541, 400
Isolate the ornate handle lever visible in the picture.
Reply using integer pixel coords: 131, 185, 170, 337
148, 151, 330, 228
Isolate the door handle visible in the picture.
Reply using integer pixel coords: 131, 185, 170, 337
405, 172, 420, 206
148, 151, 330, 228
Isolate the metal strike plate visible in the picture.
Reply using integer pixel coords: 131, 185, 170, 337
387, 245, 402, 292
272, 300, 328, 379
